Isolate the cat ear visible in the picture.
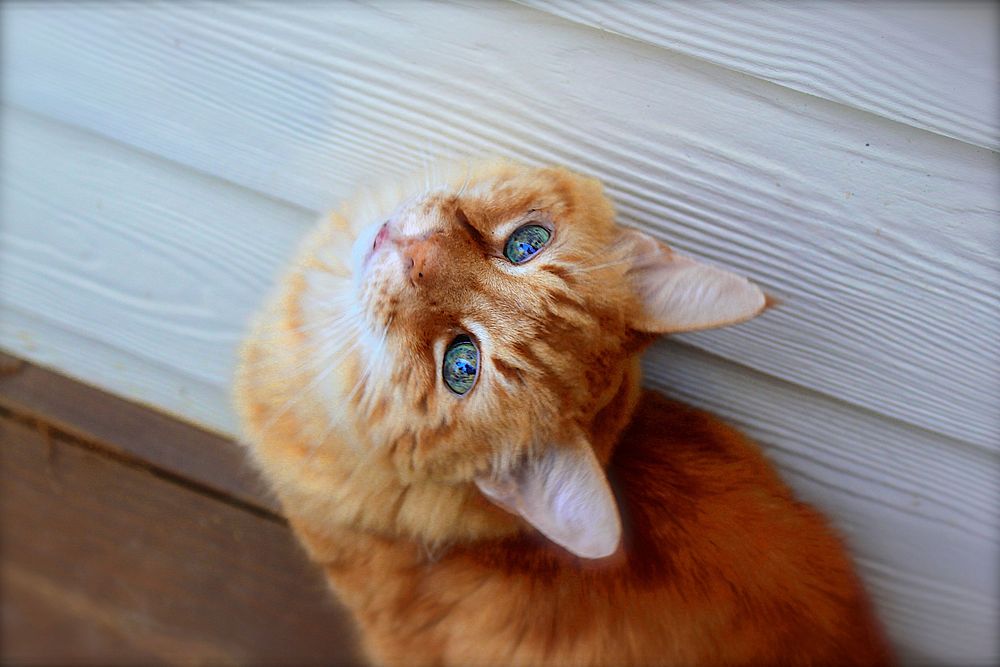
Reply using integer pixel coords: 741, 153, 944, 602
475, 439, 621, 559
622, 228, 767, 334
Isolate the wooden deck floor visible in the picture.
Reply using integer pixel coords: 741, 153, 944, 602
0, 352, 363, 665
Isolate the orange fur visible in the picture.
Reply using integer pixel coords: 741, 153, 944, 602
234, 160, 892, 666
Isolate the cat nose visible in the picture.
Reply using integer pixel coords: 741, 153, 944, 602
400, 237, 439, 284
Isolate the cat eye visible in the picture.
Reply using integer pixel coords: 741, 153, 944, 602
504, 224, 551, 264
442, 335, 479, 395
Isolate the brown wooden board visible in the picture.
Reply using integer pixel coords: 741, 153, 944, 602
0, 415, 363, 666
0, 352, 278, 514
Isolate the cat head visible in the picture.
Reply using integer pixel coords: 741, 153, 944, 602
320, 160, 765, 557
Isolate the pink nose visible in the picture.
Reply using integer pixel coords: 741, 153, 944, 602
401, 237, 438, 284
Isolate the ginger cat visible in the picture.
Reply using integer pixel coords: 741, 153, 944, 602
234, 161, 891, 666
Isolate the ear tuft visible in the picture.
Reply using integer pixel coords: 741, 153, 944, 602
475, 438, 621, 559
622, 229, 767, 334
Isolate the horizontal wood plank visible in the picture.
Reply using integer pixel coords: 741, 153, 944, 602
0, 416, 363, 666
2, 3, 997, 448
0, 107, 314, 436
521, 0, 1000, 150
1, 86, 998, 660
1, 306, 240, 438
2, 337, 998, 662
0, 351, 278, 515
1, 2, 998, 661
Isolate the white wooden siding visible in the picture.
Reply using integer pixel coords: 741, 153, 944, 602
1, 2, 997, 664
521, 0, 1000, 150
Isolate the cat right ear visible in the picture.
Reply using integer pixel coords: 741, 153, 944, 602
475, 438, 621, 559
621, 228, 768, 334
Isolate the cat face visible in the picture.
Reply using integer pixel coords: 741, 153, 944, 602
349, 165, 633, 474
310, 160, 766, 557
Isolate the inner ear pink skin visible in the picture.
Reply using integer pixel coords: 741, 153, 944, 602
622, 228, 767, 334
475, 440, 622, 560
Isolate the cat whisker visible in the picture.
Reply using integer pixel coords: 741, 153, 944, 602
254, 309, 358, 336
256, 320, 362, 437
344, 314, 392, 410
247, 317, 362, 349
456, 161, 472, 198
304, 331, 372, 454
562, 250, 662, 276
422, 145, 431, 193
300, 290, 358, 312
419, 539, 445, 564
560, 258, 631, 276
343, 340, 378, 407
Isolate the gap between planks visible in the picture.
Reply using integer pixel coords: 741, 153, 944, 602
4, 4, 996, 447
3, 105, 994, 452
0, 407, 363, 666
0, 351, 280, 517
3, 101, 317, 218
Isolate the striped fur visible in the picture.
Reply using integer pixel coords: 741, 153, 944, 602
233, 160, 891, 666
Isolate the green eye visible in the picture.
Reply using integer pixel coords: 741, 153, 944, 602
443, 335, 479, 395
504, 224, 551, 264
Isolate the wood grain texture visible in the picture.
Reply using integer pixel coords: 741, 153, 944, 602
0, 351, 278, 515
2, 2, 997, 449
0, 2, 998, 663
521, 0, 1000, 150
1, 306, 240, 438
0, 348, 995, 664
0, 107, 313, 435
2, 104, 998, 657
0, 416, 363, 666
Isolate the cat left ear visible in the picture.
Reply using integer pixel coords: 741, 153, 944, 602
622, 228, 768, 334
475, 437, 621, 559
